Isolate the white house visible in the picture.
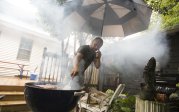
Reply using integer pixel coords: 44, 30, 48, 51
0, 18, 62, 77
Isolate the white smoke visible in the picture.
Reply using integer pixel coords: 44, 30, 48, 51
31, 0, 64, 39
0, 0, 51, 35
101, 23, 169, 76
0, 0, 38, 27
31, 0, 82, 40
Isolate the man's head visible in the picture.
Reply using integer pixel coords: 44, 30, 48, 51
90, 37, 103, 51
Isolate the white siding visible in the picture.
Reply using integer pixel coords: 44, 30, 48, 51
0, 20, 61, 77
0, 30, 20, 60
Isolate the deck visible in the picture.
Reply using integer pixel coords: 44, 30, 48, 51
0, 76, 36, 86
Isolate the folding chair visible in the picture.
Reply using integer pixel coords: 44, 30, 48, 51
78, 84, 125, 112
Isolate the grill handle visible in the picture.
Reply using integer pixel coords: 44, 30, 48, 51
74, 91, 85, 96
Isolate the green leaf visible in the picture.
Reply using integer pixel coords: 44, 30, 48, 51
144, 0, 179, 29
108, 95, 136, 112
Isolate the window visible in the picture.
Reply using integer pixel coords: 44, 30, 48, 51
17, 37, 33, 61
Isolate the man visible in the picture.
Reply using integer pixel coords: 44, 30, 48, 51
70, 37, 103, 89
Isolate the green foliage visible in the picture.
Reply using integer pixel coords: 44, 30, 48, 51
106, 89, 115, 96
144, 0, 178, 15
108, 95, 136, 112
162, 3, 179, 29
144, 0, 179, 29
176, 83, 179, 87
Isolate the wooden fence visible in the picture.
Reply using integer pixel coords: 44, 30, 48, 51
135, 96, 169, 112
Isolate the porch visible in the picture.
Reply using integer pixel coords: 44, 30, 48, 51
0, 76, 36, 86
0, 76, 35, 112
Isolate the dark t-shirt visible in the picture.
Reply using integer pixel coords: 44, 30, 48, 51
77, 45, 96, 70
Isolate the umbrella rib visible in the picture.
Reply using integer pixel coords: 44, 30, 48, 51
94, 0, 103, 4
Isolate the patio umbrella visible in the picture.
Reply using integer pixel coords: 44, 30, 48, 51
61, 0, 152, 37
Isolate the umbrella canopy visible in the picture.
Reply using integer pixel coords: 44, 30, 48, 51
61, 0, 152, 37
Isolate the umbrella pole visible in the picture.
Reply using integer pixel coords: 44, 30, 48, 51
100, 0, 108, 36
74, 34, 76, 55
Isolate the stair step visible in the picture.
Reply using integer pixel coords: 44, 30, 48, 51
0, 91, 24, 101
0, 85, 24, 92
19, 110, 32, 112
0, 91, 24, 95
0, 101, 30, 112
0, 101, 26, 106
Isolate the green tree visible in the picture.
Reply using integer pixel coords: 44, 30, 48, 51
144, 0, 179, 29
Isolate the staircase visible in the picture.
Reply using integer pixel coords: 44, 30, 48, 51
0, 85, 31, 112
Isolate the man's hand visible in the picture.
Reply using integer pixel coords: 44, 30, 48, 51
96, 50, 101, 59
94, 50, 101, 68
71, 67, 79, 79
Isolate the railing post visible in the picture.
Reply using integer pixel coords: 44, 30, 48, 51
39, 47, 47, 81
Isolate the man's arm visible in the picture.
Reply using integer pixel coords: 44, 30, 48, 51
94, 50, 101, 69
71, 53, 83, 78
